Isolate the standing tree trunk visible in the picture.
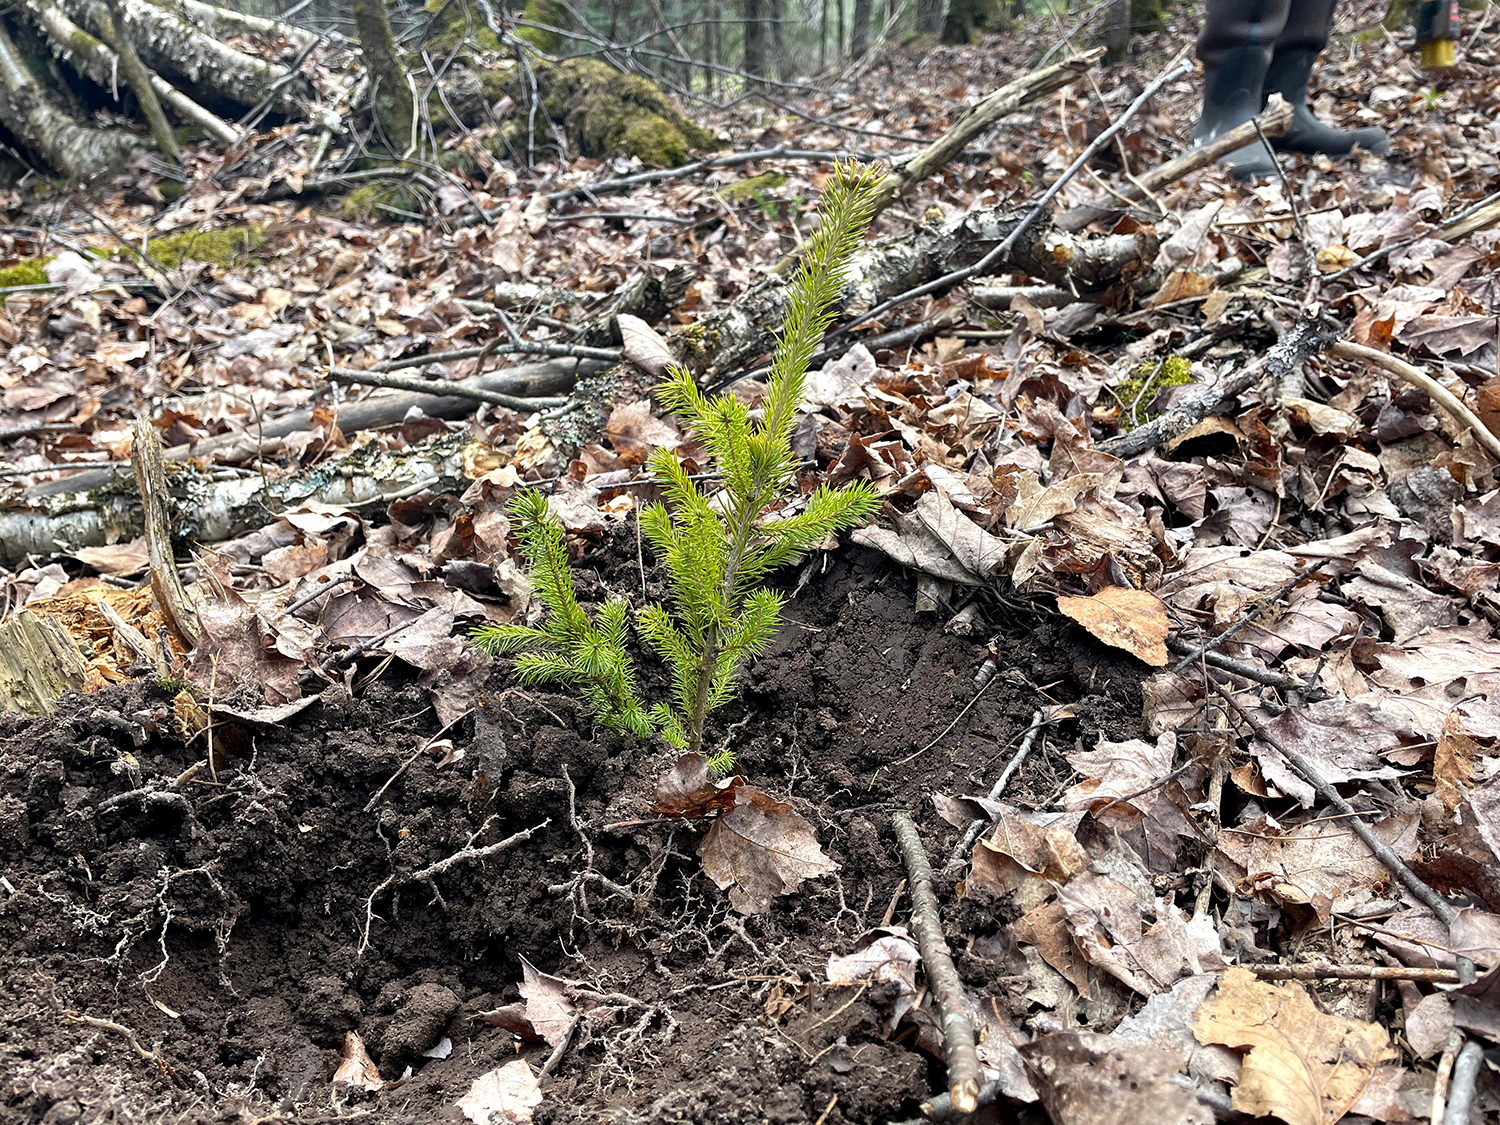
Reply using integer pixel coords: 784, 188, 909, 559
742, 0, 765, 87
819, 0, 828, 70
916, 0, 943, 35
836, 0, 846, 60
351, 0, 414, 153
770, 0, 788, 80
1104, 0, 1130, 60
851, 0, 871, 58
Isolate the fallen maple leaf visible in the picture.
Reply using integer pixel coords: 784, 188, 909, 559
1193, 967, 1395, 1125
652, 752, 741, 818
517, 956, 577, 1051
698, 785, 837, 914
1056, 586, 1170, 666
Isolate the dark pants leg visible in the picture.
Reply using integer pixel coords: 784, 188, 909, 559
1192, 0, 1290, 177
1265, 0, 1390, 154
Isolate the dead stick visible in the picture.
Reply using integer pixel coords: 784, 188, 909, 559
1211, 683, 1457, 926
130, 420, 201, 648
326, 367, 569, 411
875, 49, 1103, 209
890, 810, 981, 1115
1166, 638, 1319, 695
1100, 306, 1340, 459
1330, 341, 1500, 464
1247, 964, 1461, 983
1057, 96, 1294, 230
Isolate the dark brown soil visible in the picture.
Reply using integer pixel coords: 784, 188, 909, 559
0, 547, 1146, 1125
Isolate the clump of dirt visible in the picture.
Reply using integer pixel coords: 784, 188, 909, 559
0, 548, 1145, 1125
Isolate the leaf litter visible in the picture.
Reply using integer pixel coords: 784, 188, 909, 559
2, 2, 1500, 1123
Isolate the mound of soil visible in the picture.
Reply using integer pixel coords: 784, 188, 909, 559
0, 549, 1145, 1125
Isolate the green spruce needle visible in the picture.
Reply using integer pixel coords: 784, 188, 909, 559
474, 161, 886, 772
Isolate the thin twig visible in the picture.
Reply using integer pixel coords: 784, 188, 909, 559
1248, 964, 1462, 983
942, 711, 1046, 876
1211, 683, 1457, 925
890, 811, 981, 1115
1443, 1038, 1483, 1125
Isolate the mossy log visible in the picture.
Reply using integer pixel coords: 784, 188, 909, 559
0, 0, 302, 177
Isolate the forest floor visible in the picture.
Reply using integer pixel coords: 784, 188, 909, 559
3, 2, 1500, 1124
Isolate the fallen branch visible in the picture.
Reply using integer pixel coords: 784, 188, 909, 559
1444, 1039, 1484, 1125
832, 57, 1192, 342
1212, 684, 1459, 928
1100, 307, 1341, 459
1247, 964, 1461, 983
358, 818, 550, 956
1330, 341, 1500, 465
131, 420, 201, 648
325, 367, 570, 411
29, 357, 598, 500
874, 49, 1103, 210
890, 810, 981, 1116
1056, 96, 1294, 231
1326, 189, 1500, 281
1167, 638, 1323, 696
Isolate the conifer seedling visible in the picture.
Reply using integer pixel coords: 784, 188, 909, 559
475, 162, 884, 773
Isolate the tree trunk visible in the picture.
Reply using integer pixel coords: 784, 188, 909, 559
351, 0, 414, 153
0, 19, 140, 179
1104, 0, 1130, 61
742, 0, 765, 86
916, 0, 943, 36
770, 0, 787, 80
837, 0, 846, 60
851, 0, 871, 59
819, 0, 827, 70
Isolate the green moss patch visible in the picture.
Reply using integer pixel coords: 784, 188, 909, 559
144, 226, 267, 270
1115, 354, 1194, 422
717, 171, 788, 203
0, 259, 51, 287
540, 58, 718, 167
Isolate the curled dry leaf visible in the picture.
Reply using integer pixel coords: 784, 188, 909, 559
332, 1030, 383, 1092
651, 752, 741, 818
457, 1059, 543, 1125
1192, 967, 1395, 1125
1056, 586, 1169, 666
698, 785, 837, 914
616, 313, 677, 379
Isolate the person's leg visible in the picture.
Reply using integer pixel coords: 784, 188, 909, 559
1194, 0, 1290, 178
1265, 0, 1389, 154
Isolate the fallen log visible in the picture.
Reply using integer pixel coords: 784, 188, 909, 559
0, 433, 479, 566
28, 358, 600, 500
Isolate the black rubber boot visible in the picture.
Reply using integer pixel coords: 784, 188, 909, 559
1266, 48, 1390, 153
1193, 0, 1289, 179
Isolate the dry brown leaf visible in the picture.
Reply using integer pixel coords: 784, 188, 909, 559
1056, 586, 1170, 666
602, 399, 680, 463
698, 785, 837, 914
457, 1060, 543, 1124
1193, 967, 1395, 1125
1019, 1030, 1211, 1125
652, 753, 741, 818
1434, 711, 1480, 810
517, 956, 577, 1051
826, 926, 919, 1032
616, 313, 676, 379
331, 1031, 384, 1091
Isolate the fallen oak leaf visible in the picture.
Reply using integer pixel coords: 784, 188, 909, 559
1057, 586, 1170, 666
1193, 967, 1395, 1125
698, 785, 837, 914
